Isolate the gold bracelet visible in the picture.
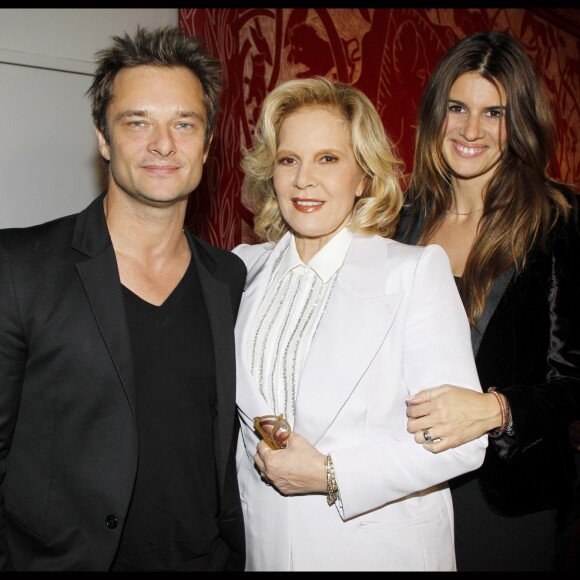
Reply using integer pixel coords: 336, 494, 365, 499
488, 387, 507, 438
325, 454, 340, 507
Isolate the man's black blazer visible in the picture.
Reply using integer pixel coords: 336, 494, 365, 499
0, 193, 246, 570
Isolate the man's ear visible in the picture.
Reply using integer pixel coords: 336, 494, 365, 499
95, 126, 111, 162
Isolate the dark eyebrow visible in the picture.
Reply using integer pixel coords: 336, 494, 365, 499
113, 110, 205, 123
176, 111, 205, 123
448, 98, 506, 112
114, 109, 149, 122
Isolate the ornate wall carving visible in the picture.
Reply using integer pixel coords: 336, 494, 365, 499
179, 8, 580, 248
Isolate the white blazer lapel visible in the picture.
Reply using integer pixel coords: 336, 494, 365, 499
235, 234, 292, 424
294, 236, 404, 443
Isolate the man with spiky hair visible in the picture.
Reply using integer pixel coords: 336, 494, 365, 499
0, 26, 245, 571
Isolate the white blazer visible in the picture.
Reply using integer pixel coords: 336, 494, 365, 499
233, 232, 487, 571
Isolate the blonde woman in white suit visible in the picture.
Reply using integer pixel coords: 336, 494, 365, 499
233, 77, 487, 571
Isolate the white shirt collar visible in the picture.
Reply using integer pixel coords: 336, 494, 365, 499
276, 227, 354, 284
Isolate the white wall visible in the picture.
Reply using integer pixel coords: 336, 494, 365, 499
0, 8, 178, 228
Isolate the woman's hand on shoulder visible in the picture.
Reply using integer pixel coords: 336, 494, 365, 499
254, 432, 327, 495
406, 385, 500, 453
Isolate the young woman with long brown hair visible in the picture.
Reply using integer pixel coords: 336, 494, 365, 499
397, 30, 580, 571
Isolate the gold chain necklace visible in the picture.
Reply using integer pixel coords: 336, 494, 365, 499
446, 207, 484, 216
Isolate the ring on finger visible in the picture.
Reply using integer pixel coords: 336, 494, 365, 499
424, 429, 433, 444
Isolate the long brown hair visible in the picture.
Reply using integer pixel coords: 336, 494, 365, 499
407, 31, 577, 325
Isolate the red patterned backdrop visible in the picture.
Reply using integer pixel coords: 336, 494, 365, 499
178, 8, 580, 249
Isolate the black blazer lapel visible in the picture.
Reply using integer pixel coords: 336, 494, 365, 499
72, 193, 137, 418
471, 265, 515, 357
188, 235, 236, 490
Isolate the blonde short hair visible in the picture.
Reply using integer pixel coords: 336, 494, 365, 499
242, 76, 404, 242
